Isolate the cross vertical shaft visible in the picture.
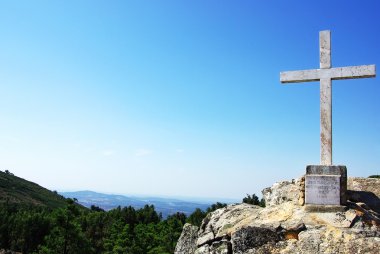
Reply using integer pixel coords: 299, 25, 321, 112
320, 31, 332, 165
320, 78, 332, 165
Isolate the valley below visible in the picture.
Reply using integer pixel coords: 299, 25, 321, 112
60, 190, 216, 217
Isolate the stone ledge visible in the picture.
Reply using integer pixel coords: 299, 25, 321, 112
304, 205, 347, 213
306, 165, 347, 176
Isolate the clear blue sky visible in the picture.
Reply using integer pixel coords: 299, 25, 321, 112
0, 1, 379, 200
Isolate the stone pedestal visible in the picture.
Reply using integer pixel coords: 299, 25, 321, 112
305, 165, 347, 207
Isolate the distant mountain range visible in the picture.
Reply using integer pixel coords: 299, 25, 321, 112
0, 169, 237, 218
60, 190, 213, 217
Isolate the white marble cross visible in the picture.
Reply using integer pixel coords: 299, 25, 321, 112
280, 30, 376, 166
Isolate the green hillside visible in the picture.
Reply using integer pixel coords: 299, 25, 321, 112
0, 170, 67, 208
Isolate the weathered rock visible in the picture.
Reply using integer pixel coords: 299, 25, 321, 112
231, 226, 282, 253
194, 244, 210, 254
210, 240, 231, 254
174, 223, 199, 254
197, 203, 262, 247
193, 240, 231, 254
348, 177, 380, 197
176, 177, 380, 253
262, 178, 304, 207
347, 177, 380, 213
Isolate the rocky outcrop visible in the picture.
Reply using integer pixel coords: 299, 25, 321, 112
175, 177, 380, 254
348, 177, 380, 214
262, 177, 305, 207
175, 223, 199, 253
348, 177, 380, 197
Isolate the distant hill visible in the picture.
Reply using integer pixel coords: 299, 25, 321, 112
0, 169, 228, 216
0, 170, 67, 208
61, 190, 212, 217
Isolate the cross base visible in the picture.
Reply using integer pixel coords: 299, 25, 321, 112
304, 205, 347, 213
305, 165, 347, 206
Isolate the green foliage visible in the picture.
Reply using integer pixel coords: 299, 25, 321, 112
0, 204, 51, 253
0, 171, 267, 253
259, 198, 266, 208
368, 175, 380, 178
37, 200, 93, 254
4, 170, 13, 176
136, 204, 162, 224
242, 194, 265, 207
0, 201, 185, 254
206, 202, 227, 213
90, 205, 105, 212
187, 208, 206, 227
0, 196, 261, 253
242, 194, 259, 205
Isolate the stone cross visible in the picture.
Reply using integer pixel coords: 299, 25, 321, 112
280, 30, 376, 166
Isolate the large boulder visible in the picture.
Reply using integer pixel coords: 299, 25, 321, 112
348, 177, 380, 197
347, 177, 380, 213
262, 177, 305, 207
175, 223, 199, 254
176, 177, 380, 253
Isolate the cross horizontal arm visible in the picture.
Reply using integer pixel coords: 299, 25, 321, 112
332, 65, 376, 80
280, 64, 376, 84
280, 69, 321, 83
